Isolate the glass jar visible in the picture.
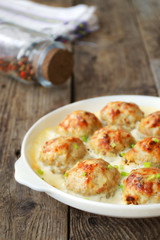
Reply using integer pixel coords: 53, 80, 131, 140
0, 22, 74, 87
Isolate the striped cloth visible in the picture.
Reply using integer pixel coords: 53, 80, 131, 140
0, 0, 99, 42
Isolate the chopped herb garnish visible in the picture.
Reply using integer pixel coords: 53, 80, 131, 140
111, 143, 116, 148
147, 175, 156, 181
131, 144, 135, 148
119, 184, 124, 191
120, 153, 125, 157
152, 138, 159, 143
42, 177, 44, 180
82, 135, 87, 143
82, 172, 87, 176
113, 165, 119, 169
144, 162, 151, 168
120, 165, 124, 170
156, 173, 160, 179
37, 169, 44, 175
121, 172, 129, 177
64, 172, 68, 177
85, 198, 89, 200
108, 164, 112, 169
74, 144, 78, 149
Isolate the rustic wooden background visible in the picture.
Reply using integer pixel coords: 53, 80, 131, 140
1, 0, 160, 239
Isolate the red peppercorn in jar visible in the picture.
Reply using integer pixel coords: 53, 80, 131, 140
0, 23, 74, 87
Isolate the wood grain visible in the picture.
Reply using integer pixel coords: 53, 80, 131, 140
73, 0, 157, 101
70, 209, 160, 240
0, 78, 70, 240
132, 0, 160, 97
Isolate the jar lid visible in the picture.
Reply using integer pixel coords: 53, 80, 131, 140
41, 47, 74, 86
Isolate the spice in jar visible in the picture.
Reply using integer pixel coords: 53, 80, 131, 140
0, 23, 74, 87
0, 56, 37, 82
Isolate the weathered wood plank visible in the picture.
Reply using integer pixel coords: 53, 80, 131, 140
150, 59, 160, 96
73, 41, 157, 99
132, 0, 160, 59
132, 0, 160, 96
73, 0, 157, 101
0, 76, 70, 239
70, 209, 160, 240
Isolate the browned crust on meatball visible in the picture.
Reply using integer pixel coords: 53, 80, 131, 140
100, 101, 144, 129
57, 110, 102, 139
65, 159, 120, 196
123, 168, 160, 204
123, 137, 160, 167
138, 111, 160, 137
89, 125, 135, 157
39, 136, 87, 174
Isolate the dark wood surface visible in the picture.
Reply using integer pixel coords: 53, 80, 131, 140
1, 0, 160, 239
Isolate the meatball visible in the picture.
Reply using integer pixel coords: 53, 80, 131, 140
138, 111, 160, 137
100, 101, 144, 129
123, 137, 160, 167
123, 168, 160, 204
89, 125, 135, 157
57, 110, 102, 139
65, 159, 120, 196
39, 136, 87, 174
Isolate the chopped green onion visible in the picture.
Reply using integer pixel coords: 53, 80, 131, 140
85, 198, 89, 200
37, 169, 44, 175
156, 173, 160, 179
120, 165, 124, 170
42, 177, 45, 180
120, 153, 125, 157
82, 135, 87, 143
121, 172, 129, 177
108, 164, 112, 169
147, 174, 156, 181
144, 162, 151, 168
113, 165, 119, 169
64, 172, 68, 177
74, 144, 78, 149
152, 138, 159, 143
131, 144, 135, 148
111, 143, 116, 148
82, 172, 87, 176
119, 184, 124, 191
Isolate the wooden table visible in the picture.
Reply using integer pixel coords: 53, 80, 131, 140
1, 0, 160, 239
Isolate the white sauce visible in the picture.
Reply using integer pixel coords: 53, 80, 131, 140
29, 106, 159, 204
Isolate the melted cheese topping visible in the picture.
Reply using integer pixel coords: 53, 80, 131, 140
29, 106, 159, 204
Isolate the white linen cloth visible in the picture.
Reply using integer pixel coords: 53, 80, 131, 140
0, 0, 99, 41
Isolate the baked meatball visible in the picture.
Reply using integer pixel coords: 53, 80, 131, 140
65, 159, 120, 196
89, 125, 135, 157
138, 111, 160, 137
123, 137, 160, 167
100, 101, 144, 129
123, 168, 160, 204
39, 136, 87, 174
57, 110, 102, 139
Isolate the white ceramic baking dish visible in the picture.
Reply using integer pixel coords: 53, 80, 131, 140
15, 95, 160, 218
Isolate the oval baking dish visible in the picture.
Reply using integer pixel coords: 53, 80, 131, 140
15, 95, 160, 218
